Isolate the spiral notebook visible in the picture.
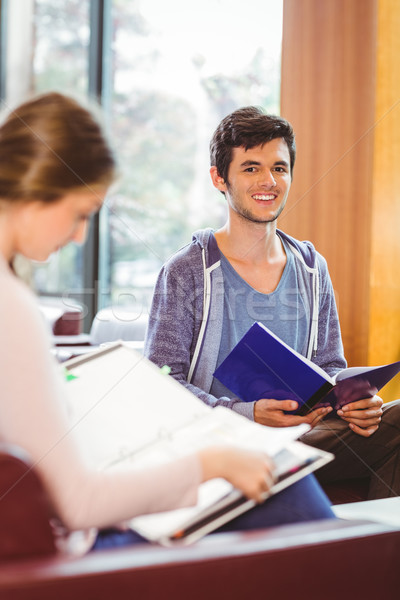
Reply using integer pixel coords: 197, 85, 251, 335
63, 343, 333, 545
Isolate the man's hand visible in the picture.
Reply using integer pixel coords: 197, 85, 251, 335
337, 395, 383, 437
254, 398, 332, 428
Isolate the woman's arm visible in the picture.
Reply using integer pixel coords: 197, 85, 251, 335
1, 275, 274, 531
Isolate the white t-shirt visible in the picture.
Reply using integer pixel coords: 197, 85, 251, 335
0, 256, 201, 548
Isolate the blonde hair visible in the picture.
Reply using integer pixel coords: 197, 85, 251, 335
0, 92, 116, 202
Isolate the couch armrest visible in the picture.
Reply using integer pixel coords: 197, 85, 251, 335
0, 519, 399, 599
1, 445, 399, 599
0, 444, 57, 560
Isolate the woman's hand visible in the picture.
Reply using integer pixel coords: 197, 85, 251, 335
198, 446, 276, 503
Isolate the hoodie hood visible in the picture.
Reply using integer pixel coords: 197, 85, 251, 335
192, 227, 318, 270
192, 228, 220, 268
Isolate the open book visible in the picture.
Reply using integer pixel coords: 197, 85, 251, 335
214, 322, 400, 416
63, 343, 333, 545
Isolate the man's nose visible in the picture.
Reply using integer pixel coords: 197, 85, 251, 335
259, 170, 276, 188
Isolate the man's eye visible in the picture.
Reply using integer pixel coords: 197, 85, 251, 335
244, 167, 256, 172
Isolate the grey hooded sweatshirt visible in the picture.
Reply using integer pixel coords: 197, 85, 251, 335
144, 228, 346, 421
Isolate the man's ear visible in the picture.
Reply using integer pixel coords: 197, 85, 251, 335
210, 166, 227, 192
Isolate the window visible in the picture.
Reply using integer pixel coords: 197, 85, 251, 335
1, 0, 92, 324
1, 0, 283, 329
101, 0, 283, 317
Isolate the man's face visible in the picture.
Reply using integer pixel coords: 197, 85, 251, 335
213, 139, 292, 224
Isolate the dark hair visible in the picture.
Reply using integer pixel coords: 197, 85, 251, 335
0, 92, 116, 202
209, 106, 296, 183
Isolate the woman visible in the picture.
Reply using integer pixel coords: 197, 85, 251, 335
0, 92, 334, 553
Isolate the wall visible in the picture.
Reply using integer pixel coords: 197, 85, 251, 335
369, 0, 400, 401
280, 0, 400, 401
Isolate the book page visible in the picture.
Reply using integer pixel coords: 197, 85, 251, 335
335, 361, 400, 383
334, 365, 383, 381
111, 407, 310, 470
64, 344, 309, 467
63, 343, 210, 467
63, 343, 315, 543
326, 361, 400, 409
129, 438, 331, 543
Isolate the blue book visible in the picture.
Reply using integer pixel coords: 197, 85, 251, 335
214, 322, 400, 415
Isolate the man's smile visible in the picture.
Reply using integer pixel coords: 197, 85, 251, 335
252, 194, 277, 201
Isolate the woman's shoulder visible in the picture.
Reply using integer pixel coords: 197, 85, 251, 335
0, 266, 50, 342
0, 265, 36, 309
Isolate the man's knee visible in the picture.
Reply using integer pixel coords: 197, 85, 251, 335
382, 398, 400, 428
374, 399, 400, 451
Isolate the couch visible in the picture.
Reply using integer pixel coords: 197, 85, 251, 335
38, 297, 84, 336
0, 444, 399, 600
51, 305, 147, 361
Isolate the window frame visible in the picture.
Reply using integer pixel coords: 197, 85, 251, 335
0, 0, 111, 330
0, 0, 283, 331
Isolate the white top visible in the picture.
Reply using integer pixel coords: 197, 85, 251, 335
0, 256, 201, 547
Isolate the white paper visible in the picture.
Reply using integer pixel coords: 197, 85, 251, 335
62, 344, 317, 543
64, 344, 308, 468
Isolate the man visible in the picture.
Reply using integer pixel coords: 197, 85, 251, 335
145, 106, 400, 499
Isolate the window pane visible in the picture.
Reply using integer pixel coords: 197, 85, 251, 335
31, 0, 90, 297
33, 0, 89, 96
100, 0, 283, 316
